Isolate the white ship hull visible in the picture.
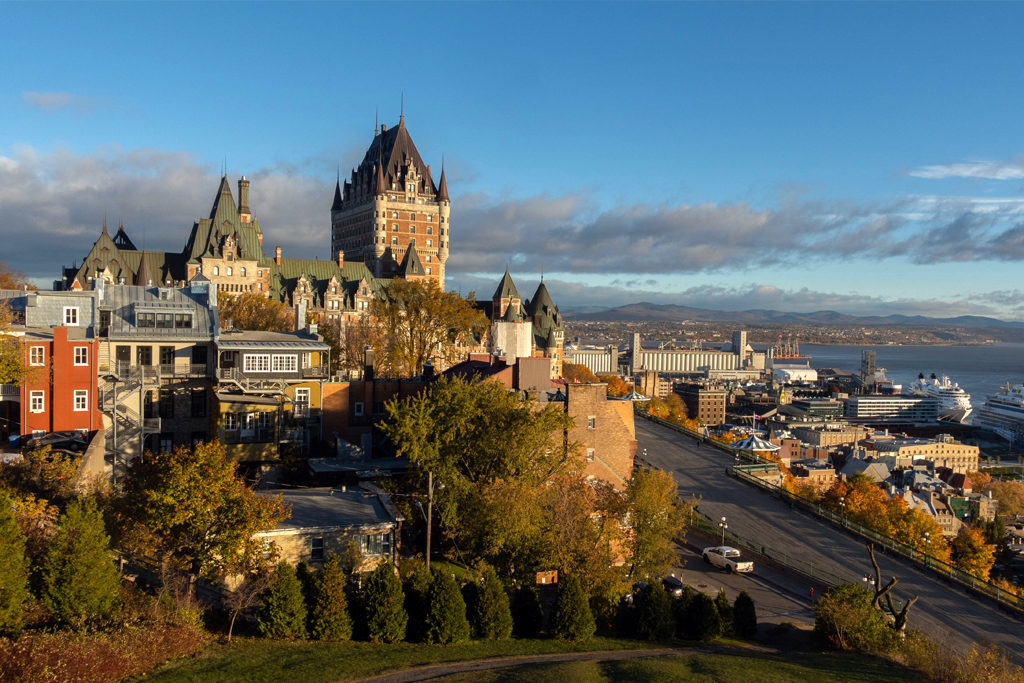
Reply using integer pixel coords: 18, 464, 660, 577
905, 374, 972, 424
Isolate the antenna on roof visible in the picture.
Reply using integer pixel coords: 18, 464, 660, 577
375, 107, 378, 136
541, 266, 544, 283
400, 91, 404, 124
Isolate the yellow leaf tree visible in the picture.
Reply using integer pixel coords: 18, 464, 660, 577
951, 525, 995, 580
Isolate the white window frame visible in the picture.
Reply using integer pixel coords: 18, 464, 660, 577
29, 346, 45, 366
294, 388, 310, 417
243, 354, 271, 373
29, 391, 44, 413
63, 306, 79, 326
73, 346, 88, 366
224, 413, 239, 431
588, 416, 596, 430
73, 390, 88, 412
226, 266, 233, 276
271, 354, 297, 372
586, 448, 595, 462
213, 266, 220, 275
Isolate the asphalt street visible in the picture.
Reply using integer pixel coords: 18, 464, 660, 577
637, 418, 1024, 662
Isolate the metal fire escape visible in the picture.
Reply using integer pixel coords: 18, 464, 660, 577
101, 362, 161, 479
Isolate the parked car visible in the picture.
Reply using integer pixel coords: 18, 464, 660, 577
662, 575, 685, 597
701, 546, 754, 573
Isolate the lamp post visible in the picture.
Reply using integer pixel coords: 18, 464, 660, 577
839, 496, 846, 522
719, 516, 728, 545
922, 531, 930, 568
425, 471, 444, 573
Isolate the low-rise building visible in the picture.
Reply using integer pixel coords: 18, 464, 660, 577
256, 486, 402, 570
872, 435, 979, 474
844, 395, 939, 421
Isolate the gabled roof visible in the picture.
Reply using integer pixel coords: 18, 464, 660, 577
359, 119, 436, 196
399, 244, 425, 277
492, 268, 520, 301
113, 224, 137, 250
183, 177, 269, 264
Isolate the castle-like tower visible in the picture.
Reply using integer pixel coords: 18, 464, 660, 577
330, 116, 449, 288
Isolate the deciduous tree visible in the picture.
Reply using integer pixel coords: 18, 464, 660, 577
41, 499, 121, 628
369, 278, 488, 378
598, 374, 630, 398
813, 583, 893, 652
626, 467, 686, 581
0, 262, 32, 290
219, 292, 293, 331
115, 442, 288, 580
0, 301, 27, 385
951, 525, 995, 580
562, 363, 598, 383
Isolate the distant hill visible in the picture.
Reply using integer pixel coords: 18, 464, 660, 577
569, 302, 1024, 328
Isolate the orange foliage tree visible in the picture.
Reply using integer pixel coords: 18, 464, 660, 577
597, 374, 630, 398
562, 363, 598, 383
951, 525, 995, 580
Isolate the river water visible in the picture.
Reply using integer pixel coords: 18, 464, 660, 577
783, 343, 1024, 403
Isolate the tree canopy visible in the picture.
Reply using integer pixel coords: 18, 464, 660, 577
626, 467, 687, 581
219, 292, 293, 331
115, 442, 288, 579
368, 278, 488, 378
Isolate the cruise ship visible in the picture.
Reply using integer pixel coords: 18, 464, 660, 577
972, 383, 1024, 444
905, 373, 973, 423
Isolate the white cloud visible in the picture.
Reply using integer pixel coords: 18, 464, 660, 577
21, 91, 98, 114
909, 157, 1024, 180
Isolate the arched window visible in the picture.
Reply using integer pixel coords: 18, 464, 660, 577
213, 266, 220, 275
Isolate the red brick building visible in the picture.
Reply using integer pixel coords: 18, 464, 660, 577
20, 326, 103, 437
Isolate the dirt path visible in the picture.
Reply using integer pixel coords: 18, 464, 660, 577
355, 644, 775, 682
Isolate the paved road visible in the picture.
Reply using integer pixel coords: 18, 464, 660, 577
637, 418, 1024, 662
356, 645, 772, 683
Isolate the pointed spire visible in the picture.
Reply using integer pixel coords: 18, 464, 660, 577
400, 91, 404, 126
375, 142, 387, 196
493, 267, 520, 302
437, 158, 449, 202
332, 178, 343, 211
375, 107, 379, 136
399, 243, 424, 276
101, 217, 109, 235
135, 251, 154, 286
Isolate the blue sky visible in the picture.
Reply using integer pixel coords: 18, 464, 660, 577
3, 2, 1024, 318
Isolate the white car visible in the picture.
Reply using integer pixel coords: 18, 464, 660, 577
701, 546, 754, 573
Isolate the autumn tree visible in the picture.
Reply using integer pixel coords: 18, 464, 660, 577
0, 301, 26, 386
368, 278, 488, 378
381, 375, 575, 535
597, 374, 630, 398
115, 442, 288, 580
626, 467, 687, 581
219, 292, 293, 331
0, 262, 32, 290
562, 363, 598, 383
951, 525, 995, 580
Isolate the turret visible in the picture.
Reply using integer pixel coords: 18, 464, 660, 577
238, 176, 251, 223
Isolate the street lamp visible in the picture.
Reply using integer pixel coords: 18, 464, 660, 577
862, 575, 876, 591
922, 531, 930, 568
839, 496, 846, 521
424, 471, 444, 572
719, 516, 728, 545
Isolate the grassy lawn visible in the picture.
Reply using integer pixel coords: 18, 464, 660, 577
142, 636, 652, 683
432, 652, 921, 683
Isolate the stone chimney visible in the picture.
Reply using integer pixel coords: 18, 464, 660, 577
275, 246, 282, 265
238, 177, 251, 223
337, 250, 344, 268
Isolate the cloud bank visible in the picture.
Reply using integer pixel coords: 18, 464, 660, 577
21, 91, 98, 114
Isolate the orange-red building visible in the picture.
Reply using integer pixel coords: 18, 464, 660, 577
20, 326, 103, 437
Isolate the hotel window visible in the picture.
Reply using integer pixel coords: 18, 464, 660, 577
73, 390, 88, 412
410, 226, 415, 233
63, 307, 79, 326
174, 313, 193, 329
29, 391, 44, 413
392, 237, 398, 245
587, 448, 595, 462
226, 267, 233, 276
213, 266, 219, 275
426, 239, 433, 247
427, 226, 433, 234
392, 211, 398, 218
425, 255, 431, 262
258, 270, 263, 277
426, 267, 431, 275
588, 416, 596, 429
240, 267, 246, 277
137, 312, 155, 328
392, 224, 398, 231
73, 347, 88, 366
427, 215, 433, 222
410, 213, 416, 220
29, 346, 44, 366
